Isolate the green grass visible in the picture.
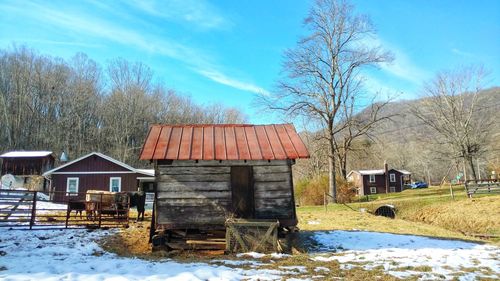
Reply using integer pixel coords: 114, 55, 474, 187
297, 185, 500, 244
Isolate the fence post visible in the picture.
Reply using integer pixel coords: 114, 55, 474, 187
29, 191, 37, 230
98, 193, 103, 228
125, 194, 130, 228
324, 191, 327, 212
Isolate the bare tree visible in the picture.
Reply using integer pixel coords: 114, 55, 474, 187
411, 66, 493, 180
334, 96, 393, 179
0, 45, 248, 167
261, 0, 391, 202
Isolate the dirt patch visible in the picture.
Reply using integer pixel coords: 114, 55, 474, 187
98, 219, 228, 260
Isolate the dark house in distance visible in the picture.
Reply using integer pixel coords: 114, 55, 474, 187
0, 151, 55, 176
347, 163, 411, 196
140, 124, 309, 241
0, 151, 55, 191
43, 152, 154, 202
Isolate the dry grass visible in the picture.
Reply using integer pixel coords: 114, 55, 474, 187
95, 189, 500, 280
98, 220, 408, 280
297, 204, 482, 242
258, 254, 406, 281
401, 196, 500, 240
299, 185, 500, 244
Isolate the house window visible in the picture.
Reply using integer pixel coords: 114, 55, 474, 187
109, 177, 121, 192
370, 187, 377, 194
390, 186, 396, 193
66, 177, 79, 196
369, 174, 376, 183
390, 173, 396, 182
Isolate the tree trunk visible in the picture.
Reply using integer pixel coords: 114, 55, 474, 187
467, 156, 478, 180
340, 151, 347, 180
328, 136, 337, 203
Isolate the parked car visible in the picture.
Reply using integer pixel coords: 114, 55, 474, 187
410, 181, 428, 189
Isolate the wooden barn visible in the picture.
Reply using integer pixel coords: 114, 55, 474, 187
43, 152, 154, 202
0, 151, 55, 176
140, 124, 309, 251
0, 151, 55, 191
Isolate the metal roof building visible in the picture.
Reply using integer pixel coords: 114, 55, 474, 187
140, 124, 310, 251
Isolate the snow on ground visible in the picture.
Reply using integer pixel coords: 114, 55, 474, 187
0, 228, 295, 281
312, 230, 500, 280
1, 227, 499, 281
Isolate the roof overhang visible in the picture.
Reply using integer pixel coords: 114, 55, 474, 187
43, 152, 146, 177
139, 124, 310, 161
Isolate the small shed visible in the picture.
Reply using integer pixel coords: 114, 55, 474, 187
0, 151, 54, 176
140, 124, 309, 249
0, 151, 55, 191
43, 152, 154, 202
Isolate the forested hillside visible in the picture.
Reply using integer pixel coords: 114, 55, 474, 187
0, 46, 246, 167
296, 87, 500, 184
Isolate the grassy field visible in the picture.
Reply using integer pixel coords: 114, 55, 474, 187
97, 186, 499, 280
298, 185, 500, 243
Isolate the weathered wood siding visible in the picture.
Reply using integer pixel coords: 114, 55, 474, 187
1, 156, 54, 176
253, 165, 294, 220
155, 160, 296, 229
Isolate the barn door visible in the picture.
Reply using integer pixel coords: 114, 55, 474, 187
231, 166, 254, 218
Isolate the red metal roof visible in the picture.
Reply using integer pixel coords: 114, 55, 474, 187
140, 124, 310, 161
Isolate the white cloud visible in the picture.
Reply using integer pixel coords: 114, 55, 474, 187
196, 69, 271, 96
362, 36, 429, 85
451, 48, 475, 58
0, 0, 267, 96
362, 75, 402, 96
127, 0, 231, 30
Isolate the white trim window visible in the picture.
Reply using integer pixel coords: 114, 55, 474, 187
390, 173, 396, 182
369, 174, 376, 183
66, 177, 79, 196
390, 186, 396, 193
370, 186, 377, 194
109, 177, 121, 192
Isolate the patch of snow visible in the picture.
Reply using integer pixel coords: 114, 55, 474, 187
279, 265, 307, 273
270, 253, 291, 259
211, 259, 264, 267
237, 252, 291, 260
0, 229, 290, 281
312, 230, 500, 280
314, 267, 330, 272
237, 252, 266, 259
307, 220, 320, 225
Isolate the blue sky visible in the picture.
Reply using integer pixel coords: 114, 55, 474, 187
1, 0, 499, 124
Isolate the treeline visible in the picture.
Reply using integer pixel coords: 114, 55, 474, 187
0, 46, 246, 166
293, 87, 500, 186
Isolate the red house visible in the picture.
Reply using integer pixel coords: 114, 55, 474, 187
347, 163, 411, 196
43, 152, 154, 202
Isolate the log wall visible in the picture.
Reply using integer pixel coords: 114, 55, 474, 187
155, 160, 296, 229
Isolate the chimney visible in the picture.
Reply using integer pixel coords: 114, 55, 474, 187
384, 160, 389, 193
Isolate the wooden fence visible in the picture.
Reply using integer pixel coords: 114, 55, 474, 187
464, 179, 500, 198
